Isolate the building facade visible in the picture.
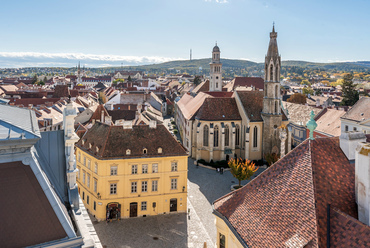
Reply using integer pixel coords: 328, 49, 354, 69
209, 43, 223, 92
76, 122, 188, 221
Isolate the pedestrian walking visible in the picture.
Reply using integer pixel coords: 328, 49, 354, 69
106, 210, 110, 224
220, 167, 224, 174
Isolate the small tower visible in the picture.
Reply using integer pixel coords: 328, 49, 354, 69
76, 61, 82, 86
209, 43, 222, 91
262, 25, 283, 155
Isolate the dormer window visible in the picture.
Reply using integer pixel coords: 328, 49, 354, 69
82, 139, 85, 145
89, 143, 92, 149
143, 148, 147, 155
96, 147, 99, 153
126, 149, 131, 155
158, 147, 162, 154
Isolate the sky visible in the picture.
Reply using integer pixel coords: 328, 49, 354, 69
0, 0, 369, 67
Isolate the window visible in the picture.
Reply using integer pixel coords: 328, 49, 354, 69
94, 201, 96, 211
171, 178, 177, 190
142, 164, 148, 174
143, 148, 147, 154
219, 233, 226, 248
132, 164, 138, 174
87, 173, 90, 188
142, 181, 148, 192
354, 127, 357, 131
152, 180, 158, 192
82, 191, 85, 200
94, 179, 97, 193
275, 101, 278, 114
141, 201, 147, 211
152, 163, 158, 173
110, 166, 117, 176
87, 195, 89, 205
253, 126, 258, 148
345, 125, 349, 132
224, 125, 229, 146
126, 149, 131, 155
214, 125, 219, 147
270, 64, 273, 81
203, 125, 209, 147
77, 166, 80, 179
158, 147, 162, 154
171, 162, 178, 172
78, 152, 81, 162
83, 171, 86, 184
87, 159, 91, 169
83, 156, 86, 166
110, 183, 117, 195
94, 162, 98, 174
131, 182, 137, 193
235, 125, 240, 146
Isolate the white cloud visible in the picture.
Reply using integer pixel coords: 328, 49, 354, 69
205, 0, 229, 3
0, 52, 184, 68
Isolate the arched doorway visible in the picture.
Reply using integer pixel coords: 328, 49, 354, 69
106, 202, 121, 220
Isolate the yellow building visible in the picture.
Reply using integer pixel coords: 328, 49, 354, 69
75, 121, 188, 221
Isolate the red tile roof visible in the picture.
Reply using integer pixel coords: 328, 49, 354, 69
214, 137, 359, 247
107, 109, 136, 122
76, 123, 187, 159
195, 97, 241, 121
0, 161, 67, 247
226, 77, 265, 91
205, 91, 233, 98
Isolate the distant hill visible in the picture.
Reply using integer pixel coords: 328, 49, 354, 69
118, 59, 370, 72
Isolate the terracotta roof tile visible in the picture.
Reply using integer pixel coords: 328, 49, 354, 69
195, 97, 241, 121
342, 97, 370, 122
224, 77, 264, 92
107, 109, 136, 122
214, 137, 358, 247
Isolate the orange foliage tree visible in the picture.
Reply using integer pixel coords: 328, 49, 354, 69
228, 158, 258, 187
287, 93, 307, 104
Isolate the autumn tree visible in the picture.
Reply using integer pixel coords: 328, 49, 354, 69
228, 158, 257, 188
340, 73, 359, 106
264, 153, 280, 166
302, 87, 314, 96
301, 79, 311, 86
287, 93, 307, 104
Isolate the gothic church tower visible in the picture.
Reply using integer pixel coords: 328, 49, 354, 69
209, 43, 222, 91
262, 25, 283, 155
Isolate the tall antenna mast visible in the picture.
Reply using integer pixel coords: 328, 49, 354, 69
190, 49, 192, 61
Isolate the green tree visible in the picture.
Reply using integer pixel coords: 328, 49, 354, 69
43, 76, 47, 83
315, 88, 322, 96
32, 74, 38, 84
302, 87, 314, 96
340, 73, 359, 106
193, 76, 202, 86
301, 79, 311, 86
228, 158, 257, 187
127, 75, 132, 81
287, 93, 307, 104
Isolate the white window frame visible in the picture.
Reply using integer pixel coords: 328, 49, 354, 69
171, 178, 177, 190
94, 162, 98, 174
110, 166, 118, 176
141, 201, 147, 211
87, 159, 91, 169
87, 173, 90, 188
152, 180, 158, 192
110, 183, 117, 195
82, 171, 86, 184
142, 181, 148, 192
132, 164, 138, 174
171, 162, 178, 172
142, 164, 148, 174
131, 181, 137, 193
152, 163, 158, 173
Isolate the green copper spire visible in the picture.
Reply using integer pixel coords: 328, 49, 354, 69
306, 110, 317, 140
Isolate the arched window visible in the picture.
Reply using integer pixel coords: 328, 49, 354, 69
214, 126, 219, 147
235, 125, 240, 146
275, 101, 278, 114
225, 125, 229, 146
275, 85, 279, 98
270, 64, 274, 81
203, 125, 209, 147
265, 64, 268, 81
253, 126, 258, 148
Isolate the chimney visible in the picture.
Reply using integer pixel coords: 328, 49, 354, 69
105, 116, 112, 125
355, 142, 370, 225
149, 120, 157, 129
123, 121, 132, 129
101, 110, 104, 123
316, 99, 320, 107
340, 131, 366, 160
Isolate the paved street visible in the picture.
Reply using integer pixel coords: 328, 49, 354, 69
93, 153, 264, 248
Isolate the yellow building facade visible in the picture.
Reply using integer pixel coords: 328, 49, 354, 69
75, 122, 188, 221
215, 216, 244, 248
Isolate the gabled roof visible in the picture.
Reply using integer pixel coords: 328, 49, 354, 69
76, 123, 187, 159
177, 92, 211, 120
283, 102, 321, 125
195, 97, 241, 121
341, 97, 370, 122
214, 137, 361, 247
107, 109, 136, 122
192, 80, 209, 94
315, 108, 345, 137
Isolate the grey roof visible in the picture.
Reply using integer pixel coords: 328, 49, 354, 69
0, 105, 40, 139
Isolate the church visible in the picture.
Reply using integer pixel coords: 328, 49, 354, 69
175, 26, 291, 162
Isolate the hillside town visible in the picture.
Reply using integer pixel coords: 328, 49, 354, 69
1, 25, 370, 248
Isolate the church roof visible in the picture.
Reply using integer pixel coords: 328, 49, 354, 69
237, 91, 288, 122
214, 137, 367, 247
224, 77, 265, 92
213, 45, 220, 53
195, 97, 241, 121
